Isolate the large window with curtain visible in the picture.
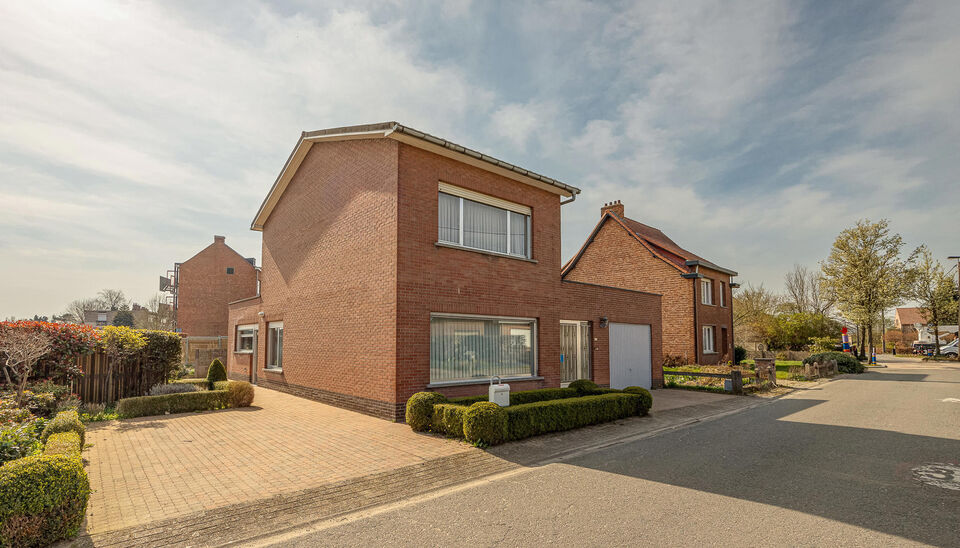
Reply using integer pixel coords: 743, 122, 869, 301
437, 187, 530, 259
430, 314, 537, 383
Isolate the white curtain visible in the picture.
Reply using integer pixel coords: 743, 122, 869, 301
430, 317, 535, 382
463, 199, 508, 253
509, 211, 527, 256
438, 193, 460, 244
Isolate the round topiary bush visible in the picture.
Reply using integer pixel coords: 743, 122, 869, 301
568, 379, 600, 396
206, 358, 228, 385
803, 351, 863, 374
622, 386, 653, 415
462, 402, 507, 446
405, 392, 447, 432
227, 381, 255, 408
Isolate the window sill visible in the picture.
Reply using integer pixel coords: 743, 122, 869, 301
435, 241, 537, 263
264, 367, 283, 373
427, 375, 544, 388
234, 350, 254, 355
702, 351, 717, 355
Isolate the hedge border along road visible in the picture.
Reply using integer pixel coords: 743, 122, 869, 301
116, 381, 256, 419
0, 411, 90, 547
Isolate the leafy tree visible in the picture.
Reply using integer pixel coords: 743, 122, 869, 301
100, 326, 146, 403
112, 310, 135, 327
906, 246, 957, 355
820, 219, 911, 359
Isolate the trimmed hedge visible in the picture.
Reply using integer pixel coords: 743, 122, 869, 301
463, 402, 507, 446
0, 418, 88, 547
226, 381, 255, 408
623, 386, 653, 415
206, 359, 227, 387
504, 393, 641, 441
568, 379, 600, 395
450, 387, 580, 407
431, 404, 467, 437
405, 392, 448, 432
40, 410, 84, 447
803, 351, 864, 374
117, 390, 229, 419
173, 378, 211, 390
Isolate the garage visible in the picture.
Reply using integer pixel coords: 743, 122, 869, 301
609, 322, 652, 389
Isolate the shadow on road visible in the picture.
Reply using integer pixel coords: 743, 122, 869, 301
505, 397, 960, 546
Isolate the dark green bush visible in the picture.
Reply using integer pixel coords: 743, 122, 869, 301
450, 387, 580, 407
212, 380, 230, 391
803, 351, 864, 374
405, 392, 448, 432
173, 378, 210, 390
431, 404, 466, 437
734, 345, 747, 365
0, 454, 89, 546
206, 359, 228, 387
116, 390, 229, 419
40, 411, 84, 447
622, 386, 653, 415
43, 432, 81, 457
463, 402, 507, 446
568, 379, 600, 396
0, 423, 42, 465
504, 393, 641, 441
226, 381, 255, 408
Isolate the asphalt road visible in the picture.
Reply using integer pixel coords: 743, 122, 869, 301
272, 362, 960, 547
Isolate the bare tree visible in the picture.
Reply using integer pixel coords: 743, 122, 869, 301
97, 289, 128, 311
0, 328, 53, 405
784, 264, 811, 313
733, 283, 781, 348
142, 294, 176, 330
64, 297, 99, 324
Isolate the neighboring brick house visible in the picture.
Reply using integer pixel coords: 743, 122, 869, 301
82, 310, 117, 327
562, 201, 738, 366
227, 122, 664, 420
894, 307, 924, 343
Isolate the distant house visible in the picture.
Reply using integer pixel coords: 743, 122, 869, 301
894, 308, 925, 343
562, 201, 738, 365
82, 310, 117, 327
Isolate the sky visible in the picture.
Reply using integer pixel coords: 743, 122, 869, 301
1, 0, 958, 319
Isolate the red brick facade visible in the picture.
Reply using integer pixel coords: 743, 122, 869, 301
562, 207, 736, 365
177, 236, 258, 337
228, 132, 663, 420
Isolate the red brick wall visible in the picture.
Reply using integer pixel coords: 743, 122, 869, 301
237, 139, 400, 415
563, 218, 695, 363
693, 268, 735, 365
395, 144, 662, 407
178, 237, 258, 337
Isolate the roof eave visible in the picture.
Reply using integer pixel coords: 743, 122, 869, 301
684, 259, 738, 277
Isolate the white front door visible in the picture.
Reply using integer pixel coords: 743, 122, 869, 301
609, 323, 652, 389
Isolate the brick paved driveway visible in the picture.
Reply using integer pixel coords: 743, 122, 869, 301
83, 387, 472, 534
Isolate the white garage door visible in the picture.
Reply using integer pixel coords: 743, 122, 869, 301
609, 323, 652, 389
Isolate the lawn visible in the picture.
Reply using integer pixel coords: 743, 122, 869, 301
741, 359, 803, 379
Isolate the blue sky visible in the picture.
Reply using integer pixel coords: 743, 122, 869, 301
1, 0, 958, 318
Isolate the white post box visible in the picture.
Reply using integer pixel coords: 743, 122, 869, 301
489, 376, 510, 407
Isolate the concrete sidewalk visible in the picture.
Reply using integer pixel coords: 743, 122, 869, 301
69, 388, 759, 547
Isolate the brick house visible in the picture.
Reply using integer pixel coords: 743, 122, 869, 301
227, 122, 664, 420
562, 201, 738, 365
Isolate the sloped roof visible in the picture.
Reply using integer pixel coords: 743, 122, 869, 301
895, 307, 926, 327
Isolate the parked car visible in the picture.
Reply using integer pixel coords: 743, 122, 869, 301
940, 340, 959, 358
913, 342, 938, 355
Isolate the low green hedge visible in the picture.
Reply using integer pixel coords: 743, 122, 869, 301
40, 410, 84, 447
0, 420, 88, 546
803, 351, 864, 374
173, 378, 211, 390
463, 402, 507, 446
504, 393, 641, 441
568, 379, 601, 395
623, 386, 653, 415
431, 404, 467, 437
117, 390, 230, 419
450, 387, 580, 407
406, 392, 448, 431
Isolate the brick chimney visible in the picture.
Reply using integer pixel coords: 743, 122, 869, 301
601, 200, 624, 218
214, 235, 226, 244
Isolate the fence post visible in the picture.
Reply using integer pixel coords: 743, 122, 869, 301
730, 370, 743, 395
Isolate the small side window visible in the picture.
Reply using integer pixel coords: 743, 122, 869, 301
226, 267, 235, 274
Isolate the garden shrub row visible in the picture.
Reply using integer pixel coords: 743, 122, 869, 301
173, 378, 212, 390
410, 384, 654, 445
116, 381, 255, 418
0, 411, 89, 547
802, 351, 864, 374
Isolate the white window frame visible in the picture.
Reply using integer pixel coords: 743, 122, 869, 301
703, 325, 716, 353
701, 278, 714, 305
266, 321, 283, 371
235, 324, 257, 353
429, 312, 538, 385
437, 183, 532, 259
719, 281, 726, 307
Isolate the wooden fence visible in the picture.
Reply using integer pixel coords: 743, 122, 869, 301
70, 351, 167, 404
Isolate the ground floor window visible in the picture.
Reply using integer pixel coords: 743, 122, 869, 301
236, 324, 256, 352
430, 314, 536, 383
703, 325, 715, 353
267, 321, 283, 370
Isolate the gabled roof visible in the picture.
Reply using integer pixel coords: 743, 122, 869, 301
251, 122, 581, 231
895, 307, 926, 327
562, 212, 737, 278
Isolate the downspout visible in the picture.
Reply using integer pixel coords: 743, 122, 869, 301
692, 264, 700, 365
560, 192, 577, 206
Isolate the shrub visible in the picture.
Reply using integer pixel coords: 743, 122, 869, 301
663, 354, 688, 368
803, 351, 864, 374
734, 345, 747, 365
173, 378, 211, 391
0, 396, 33, 425
139, 330, 184, 385
20, 390, 58, 419
405, 392, 448, 432
0, 423, 42, 465
55, 394, 82, 413
206, 359, 227, 387
116, 390, 230, 419
40, 410, 84, 447
149, 383, 199, 396
463, 402, 507, 446
568, 379, 600, 396
212, 380, 230, 391
43, 431, 81, 457
431, 404, 466, 437
622, 386, 653, 415
0, 453, 90, 546
226, 381, 255, 408
449, 387, 580, 407
504, 393, 641, 441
